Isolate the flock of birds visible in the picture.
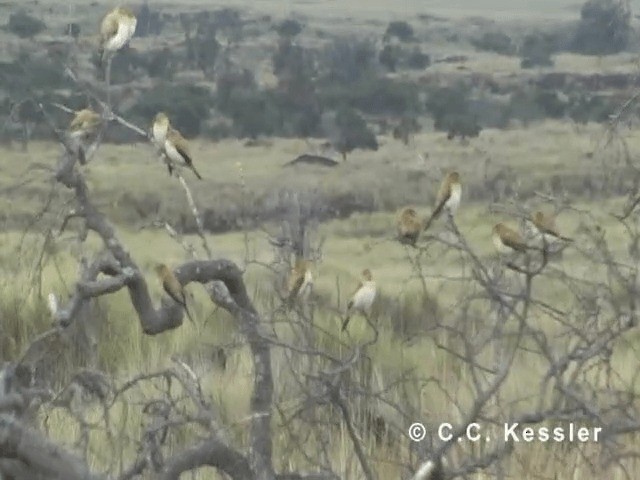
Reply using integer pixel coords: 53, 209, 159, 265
285, 171, 574, 331
61, 6, 576, 331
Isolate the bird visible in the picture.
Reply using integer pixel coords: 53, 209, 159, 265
424, 171, 462, 230
397, 207, 423, 246
286, 258, 314, 307
341, 269, 377, 332
67, 108, 102, 164
530, 211, 573, 244
151, 112, 174, 175
154, 263, 195, 324
151, 112, 170, 149
492, 223, 534, 255
99, 7, 137, 63
164, 127, 203, 180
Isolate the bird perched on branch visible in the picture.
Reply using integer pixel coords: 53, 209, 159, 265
164, 127, 203, 180
397, 207, 423, 246
424, 171, 461, 230
492, 223, 534, 255
68, 108, 101, 164
286, 258, 314, 308
151, 112, 169, 149
342, 269, 377, 332
154, 263, 195, 324
99, 7, 137, 64
530, 211, 573, 244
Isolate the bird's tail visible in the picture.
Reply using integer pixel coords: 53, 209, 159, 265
341, 315, 351, 332
191, 165, 203, 180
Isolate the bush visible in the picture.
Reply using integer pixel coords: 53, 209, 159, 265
566, 92, 612, 123
572, 0, 632, 54
131, 84, 213, 137
334, 107, 378, 159
520, 33, 555, 68
321, 37, 376, 84
426, 83, 482, 138
379, 45, 400, 72
7, 10, 46, 38
319, 77, 419, 116
276, 19, 303, 37
385, 21, 414, 42
406, 47, 430, 69
472, 31, 516, 55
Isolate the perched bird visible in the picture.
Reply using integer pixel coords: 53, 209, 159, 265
68, 108, 101, 164
286, 258, 314, 307
151, 112, 170, 149
154, 264, 195, 324
530, 211, 573, 244
342, 269, 377, 332
164, 127, 203, 180
397, 207, 423, 246
492, 223, 533, 255
99, 7, 137, 62
424, 171, 462, 230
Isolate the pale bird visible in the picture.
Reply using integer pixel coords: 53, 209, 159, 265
530, 210, 573, 244
397, 207, 423, 246
286, 258, 314, 307
100, 7, 137, 61
424, 171, 461, 230
165, 127, 203, 180
154, 263, 195, 324
492, 223, 533, 255
47, 293, 58, 318
151, 112, 170, 149
341, 269, 377, 332
68, 108, 101, 164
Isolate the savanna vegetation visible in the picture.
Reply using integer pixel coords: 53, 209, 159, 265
2, 1, 640, 479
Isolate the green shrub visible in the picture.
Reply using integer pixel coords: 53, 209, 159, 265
385, 21, 414, 42
520, 33, 555, 68
319, 77, 419, 115
7, 10, 46, 38
472, 31, 516, 55
572, 0, 632, 55
334, 107, 378, 159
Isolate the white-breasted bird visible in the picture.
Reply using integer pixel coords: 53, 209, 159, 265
424, 171, 461, 230
492, 223, 533, 255
530, 210, 573, 244
164, 126, 203, 180
151, 112, 170, 149
99, 7, 137, 62
341, 268, 377, 332
68, 108, 101, 164
397, 207, 424, 246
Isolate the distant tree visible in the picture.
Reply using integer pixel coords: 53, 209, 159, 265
379, 44, 400, 72
392, 116, 421, 145
334, 107, 378, 160
7, 10, 46, 38
135, 1, 164, 37
520, 32, 555, 68
385, 21, 414, 42
276, 18, 303, 38
572, 0, 632, 54
426, 83, 482, 139
406, 47, 430, 69
321, 37, 376, 84
472, 31, 516, 55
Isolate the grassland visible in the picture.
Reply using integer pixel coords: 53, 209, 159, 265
2, 119, 640, 478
